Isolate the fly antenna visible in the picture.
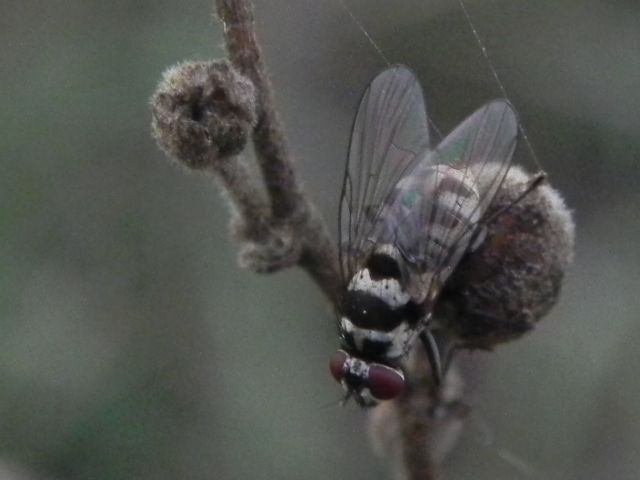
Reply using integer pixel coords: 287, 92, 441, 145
458, 0, 543, 172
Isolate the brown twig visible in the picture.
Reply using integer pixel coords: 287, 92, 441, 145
216, 0, 302, 220
216, 0, 342, 304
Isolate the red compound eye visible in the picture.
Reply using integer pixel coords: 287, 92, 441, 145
367, 364, 405, 400
329, 350, 348, 382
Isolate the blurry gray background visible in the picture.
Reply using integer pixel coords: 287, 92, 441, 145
1, 0, 638, 479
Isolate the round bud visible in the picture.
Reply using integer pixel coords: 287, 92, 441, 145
151, 60, 256, 170
437, 166, 575, 349
367, 364, 405, 400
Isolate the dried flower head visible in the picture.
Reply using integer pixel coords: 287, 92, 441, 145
151, 60, 256, 170
436, 165, 575, 350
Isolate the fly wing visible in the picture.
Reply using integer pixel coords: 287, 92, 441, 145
339, 65, 431, 282
388, 100, 518, 303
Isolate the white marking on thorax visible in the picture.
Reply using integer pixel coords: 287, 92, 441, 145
341, 317, 415, 359
348, 268, 410, 308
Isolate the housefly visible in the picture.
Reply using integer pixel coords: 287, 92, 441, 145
330, 65, 518, 406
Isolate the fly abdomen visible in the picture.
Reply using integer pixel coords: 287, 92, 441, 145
393, 164, 481, 266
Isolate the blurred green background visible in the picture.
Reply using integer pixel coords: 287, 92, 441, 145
1, 0, 638, 479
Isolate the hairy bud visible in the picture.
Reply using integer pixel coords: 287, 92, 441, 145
437, 166, 575, 350
151, 60, 256, 170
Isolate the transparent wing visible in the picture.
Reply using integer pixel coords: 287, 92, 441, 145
387, 100, 518, 303
339, 65, 431, 282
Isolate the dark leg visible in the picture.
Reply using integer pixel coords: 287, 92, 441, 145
483, 170, 547, 225
468, 224, 487, 252
420, 329, 442, 386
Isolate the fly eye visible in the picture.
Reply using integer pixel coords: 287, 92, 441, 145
329, 350, 349, 382
367, 364, 405, 400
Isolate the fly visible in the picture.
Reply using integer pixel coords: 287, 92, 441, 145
330, 65, 518, 407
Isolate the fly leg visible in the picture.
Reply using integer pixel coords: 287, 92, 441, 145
468, 224, 487, 252
482, 170, 547, 226
468, 171, 546, 253
419, 329, 442, 386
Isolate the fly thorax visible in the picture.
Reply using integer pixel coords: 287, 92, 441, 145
340, 258, 423, 360
348, 267, 410, 309
340, 315, 415, 359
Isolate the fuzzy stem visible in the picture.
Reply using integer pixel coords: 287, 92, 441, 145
216, 0, 304, 220
297, 205, 344, 306
205, 155, 271, 241
397, 395, 437, 480
214, 0, 342, 305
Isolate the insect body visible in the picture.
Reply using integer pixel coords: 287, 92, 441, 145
330, 66, 518, 406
